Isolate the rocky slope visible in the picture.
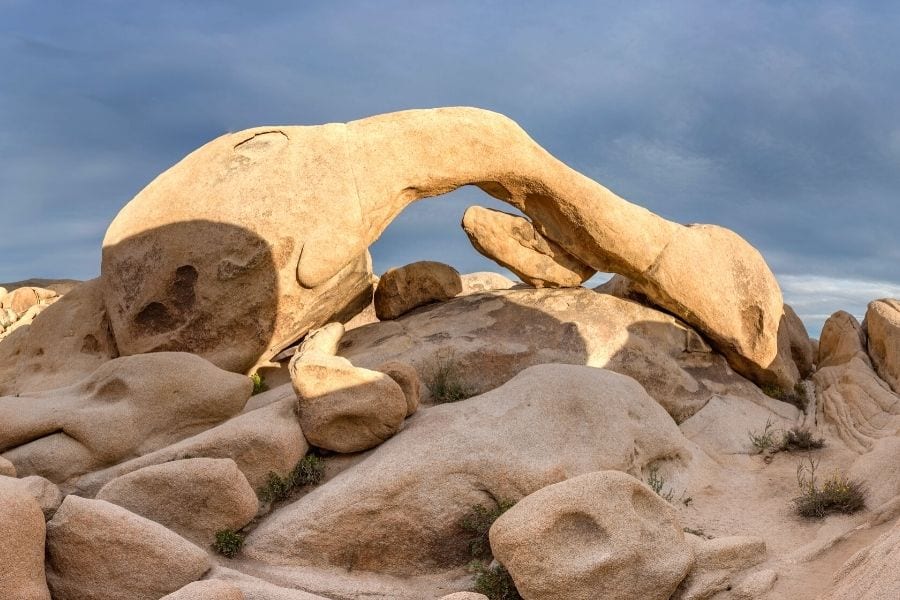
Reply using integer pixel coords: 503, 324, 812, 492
2, 107, 899, 600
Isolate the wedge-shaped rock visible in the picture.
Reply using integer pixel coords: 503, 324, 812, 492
0, 483, 51, 600
490, 470, 693, 600
462, 206, 594, 287
0, 352, 251, 484
97, 458, 258, 545
46, 496, 209, 600
95, 107, 780, 378
71, 393, 307, 496
243, 365, 690, 575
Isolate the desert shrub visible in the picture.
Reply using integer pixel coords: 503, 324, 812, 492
460, 499, 517, 560
748, 418, 779, 454
793, 458, 866, 518
472, 562, 522, 600
258, 453, 326, 502
781, 427, 825, 452
646, 466, 674, 502
761, 381, 809, 410
292, 453, 326, 486
425, 352, 473, 403
212, 529, 244, 558
250, 372, 268, 395
258, 471, 294, 503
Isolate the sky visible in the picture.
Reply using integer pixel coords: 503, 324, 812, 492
1, 1, 899, 336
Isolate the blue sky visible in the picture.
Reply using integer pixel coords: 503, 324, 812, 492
2, 1, 899, 335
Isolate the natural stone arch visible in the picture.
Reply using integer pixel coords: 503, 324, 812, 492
100, 106, 782, 381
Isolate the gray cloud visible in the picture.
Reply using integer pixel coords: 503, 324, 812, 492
1, 1, 898, 333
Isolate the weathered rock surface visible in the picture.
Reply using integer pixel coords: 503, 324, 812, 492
376, 360, 421, 416
340, 287, 764, 421
849, 437, 900, 508
97, 458, 258, 544
291, 324, 408, 452
461, 206, 594, 287
819, 311, 870, 370
489, 470, 693, 600
0, 278, 117, 396
865, 299, 900, 393
96, 107, 780, 378
243, 365, 691, 575
784, 303, 815, 378
459, 271, 515, 294
820, 518, 900, 599
0, 352, 251, 483
46, 495, 210, 600
0, 474, 63, 518
0, 483, 51, 600
814, 310, 900, 453
0, 454, 15, 476
374, 261, 463, 320
598, 275, 803, 390
103, 201, 374, 373
672, 535, 767, 600
161, 581, 244, 600
439, 594, 488, 600
0, 285, 57, 316
72, 394, 307, 496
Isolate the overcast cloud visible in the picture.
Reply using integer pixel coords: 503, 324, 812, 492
1, 1, 899, 335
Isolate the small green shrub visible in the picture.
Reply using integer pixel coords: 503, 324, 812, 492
258, 471, 294, 503
292, 454, 326, 487
425, 353, 473, 403
793, 458, 866, 518
781, 427, 825, 452
250, 372, 268, 395
460, 500, 516, 560
748, 418, 779, 454
761, 381, 809, 410
212, 529, 244, 558
646, 466, 674, 502
257, 453, 326, 503
472, 562, 522, 600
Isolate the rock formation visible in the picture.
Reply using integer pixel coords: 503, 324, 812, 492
489, 470, 694, 600
373, 260, 463, 319
243, 365, 690, 575
461, 206, 595, 287
0, 352, 251, 483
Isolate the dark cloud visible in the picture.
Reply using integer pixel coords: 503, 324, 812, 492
1, 1, 898, 334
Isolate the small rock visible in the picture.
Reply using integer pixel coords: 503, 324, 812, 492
0, 475, 63, 519
439, 594, 489, 600
374, 261, 462, 320
46, 495, 210, 600
0, 455, 16, 477
459, 271, 515, 294
97, 458, 258, 545
376, 361, 422, 416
